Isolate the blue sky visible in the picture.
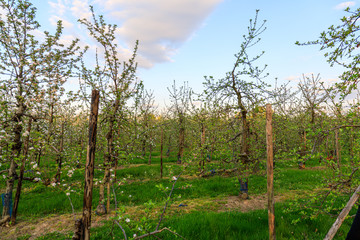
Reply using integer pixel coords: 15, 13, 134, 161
32, 0, 356, 106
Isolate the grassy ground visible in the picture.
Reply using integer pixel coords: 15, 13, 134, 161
0, 152, 356, 239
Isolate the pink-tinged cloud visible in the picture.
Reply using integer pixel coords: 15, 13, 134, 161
99, 0, 224, 68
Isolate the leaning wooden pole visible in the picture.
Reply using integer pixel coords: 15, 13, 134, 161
324, 184, 360, 240
266, 104, 275, 240
79, 90, 100, 240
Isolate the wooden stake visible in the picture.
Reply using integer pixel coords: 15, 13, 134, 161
324, 184, 360, 240
266, 104, 275, 240
81, 89, 100, 240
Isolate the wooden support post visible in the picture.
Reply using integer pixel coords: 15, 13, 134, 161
324, 184, 360, 240
266, 104, 275, 240
160, 129, 164, 178
79, 89, 100, 240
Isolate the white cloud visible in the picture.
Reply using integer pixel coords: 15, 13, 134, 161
48, 0, 67, 16
47, 0, 223, 68
71, 0, 92, 20
99, 0, 224, 68
334, 1, 356, 10
49, 15, 74, 29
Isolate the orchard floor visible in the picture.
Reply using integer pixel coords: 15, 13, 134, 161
0, 193, 287, 240
0, 156, 355, 239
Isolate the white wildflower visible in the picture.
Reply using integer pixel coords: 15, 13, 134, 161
125, 218, 130, 223
66, 192, 70, 196
172, 176, 177, 181
51, 182, 56, 187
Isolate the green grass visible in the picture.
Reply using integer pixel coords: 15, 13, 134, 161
36, 202, 354, 240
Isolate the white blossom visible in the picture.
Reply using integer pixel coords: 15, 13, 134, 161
125, 218, 130, 223
66, 192, 70, 196
22, 131, 29, 137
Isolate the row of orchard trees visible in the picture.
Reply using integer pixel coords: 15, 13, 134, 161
1, 0, 360, 234
0, 0, 140, 225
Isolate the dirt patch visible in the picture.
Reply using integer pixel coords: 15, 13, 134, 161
305, 165, 326, 170
220, 194, 285, 212
0, 213, 111, 240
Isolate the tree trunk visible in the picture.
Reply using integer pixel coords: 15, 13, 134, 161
241, 109, 249, 158
148, 132, 152, 165
2, 102, 25, 223
177, 116, 185, 164
11, 118, 32, 224
335, 129, 341, 169
166, 134, 171, 157
97, 98, 119, 214
200, 124, 206, 169
54, 122, 65, 183
160, 129, 164, 178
